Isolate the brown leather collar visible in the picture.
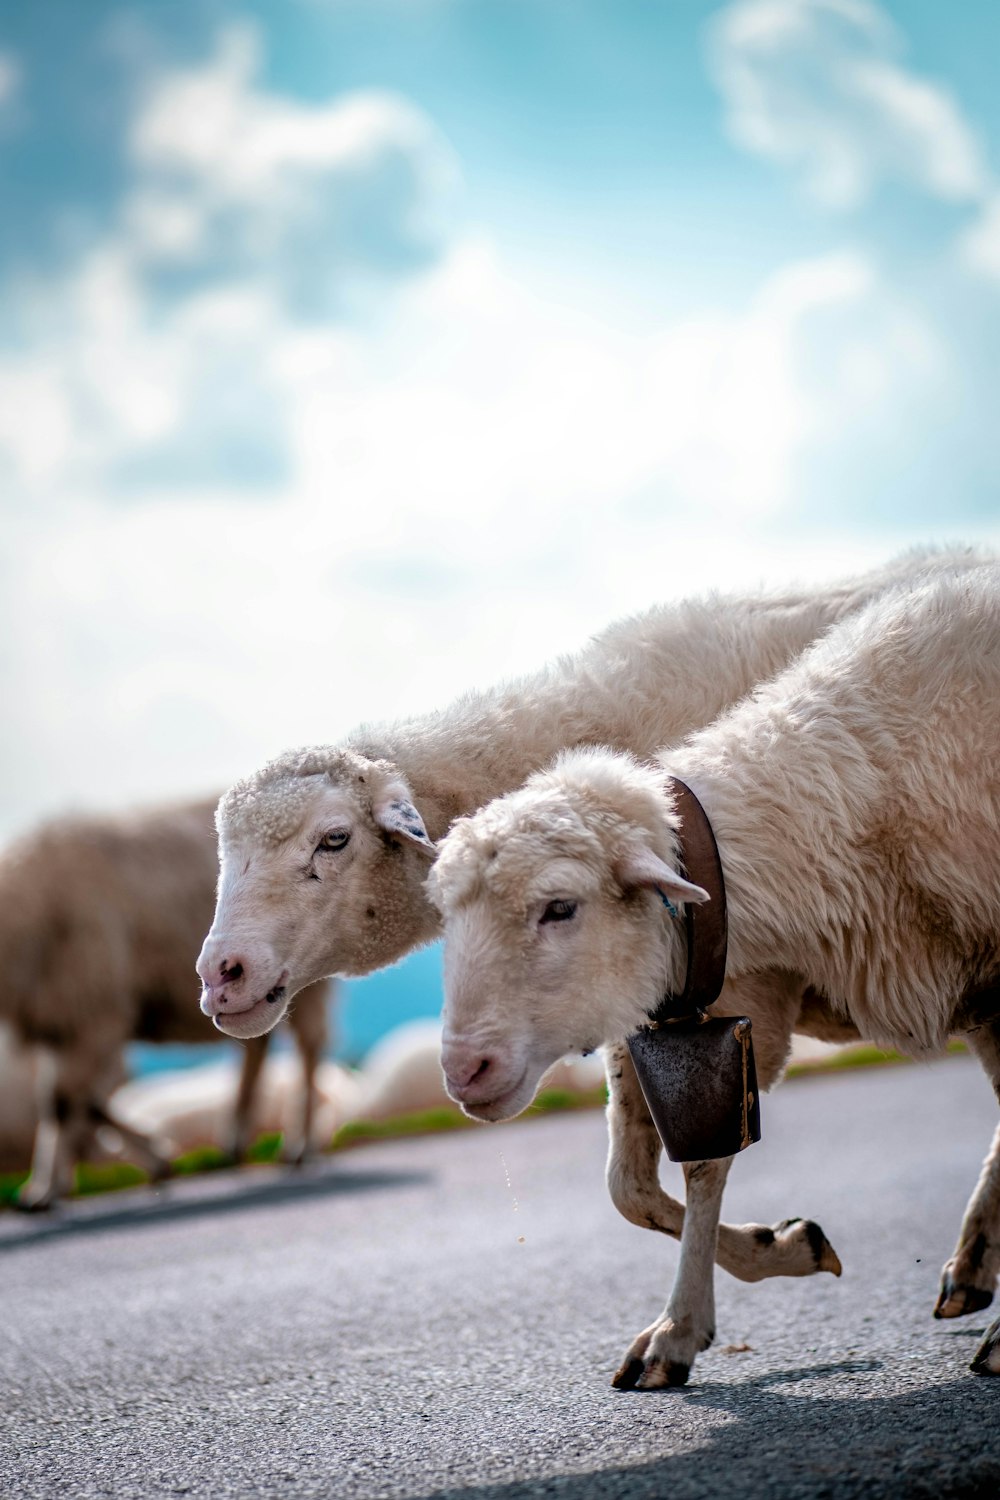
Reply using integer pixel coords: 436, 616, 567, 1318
647, 777, 728, 1025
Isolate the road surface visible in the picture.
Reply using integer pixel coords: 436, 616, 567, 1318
3, 1056, 999, 1499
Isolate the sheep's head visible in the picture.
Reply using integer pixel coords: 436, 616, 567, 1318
428, 749, 708, 1121
197, 747, 439, 1039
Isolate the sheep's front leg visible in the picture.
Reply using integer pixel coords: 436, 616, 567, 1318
612, 1156, 731, 1390
604, 1041, 840, 1283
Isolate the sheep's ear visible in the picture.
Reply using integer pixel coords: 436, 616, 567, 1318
614, 846, 709, 906
373, 784, 437, 857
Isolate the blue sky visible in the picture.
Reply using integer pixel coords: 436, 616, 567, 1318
2, 0, 1000, 838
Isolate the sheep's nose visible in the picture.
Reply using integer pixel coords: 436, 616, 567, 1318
196, 939, 246, 989
197, 948, 251, 1016
441, 1041, 495, 1098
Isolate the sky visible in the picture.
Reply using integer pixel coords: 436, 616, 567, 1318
3, 0, 1000, 840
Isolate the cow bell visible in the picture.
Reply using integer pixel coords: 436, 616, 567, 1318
627, 1012, 761, 1163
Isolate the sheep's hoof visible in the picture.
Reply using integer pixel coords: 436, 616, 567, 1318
935, 1264, 994, 1320
611, 1319, 705, 1391
14, 1185, 56, 1214
774, 1217, 843, 1278
611, 1356, 646, 1390
971, 1317, 1000, 1375
613, 1354, 691, 1391
280, 1140, 313, 1169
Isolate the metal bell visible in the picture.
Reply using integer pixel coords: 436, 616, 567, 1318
627, 1012, 761, 1163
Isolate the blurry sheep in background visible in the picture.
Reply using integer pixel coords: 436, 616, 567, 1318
0, 798, 332, 1209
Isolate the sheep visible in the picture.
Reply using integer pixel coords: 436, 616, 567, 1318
0, 797, 332, 1210
197, 546, 989, 1289
428, 564, 1000, 1385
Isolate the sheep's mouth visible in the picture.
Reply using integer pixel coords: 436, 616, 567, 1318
213, 989, 289, 1040
459, 1069, 535, 1123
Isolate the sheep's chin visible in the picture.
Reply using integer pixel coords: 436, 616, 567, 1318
213, 995, 289, 1039
458, 1068, 541, 1124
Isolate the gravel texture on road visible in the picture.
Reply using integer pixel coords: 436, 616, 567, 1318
3, 1055, 999, 1500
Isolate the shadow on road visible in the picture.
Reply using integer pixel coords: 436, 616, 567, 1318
414, 1363, 1000, 1500
0, 1161, 432, 1254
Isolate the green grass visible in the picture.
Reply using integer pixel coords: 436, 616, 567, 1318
786, 1036, 968, 1078
0, 1160, 149, 1207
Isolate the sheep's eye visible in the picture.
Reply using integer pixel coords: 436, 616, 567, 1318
540, 899, 578, 925
315, 830, 350, 854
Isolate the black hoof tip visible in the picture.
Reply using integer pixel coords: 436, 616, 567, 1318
935, 1282, 994, 1320
665, 1362, 690, 1388
612, 1356, 645, 1390
14, 1196, 54, 1215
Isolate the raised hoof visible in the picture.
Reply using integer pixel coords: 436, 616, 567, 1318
934, 1275, 994, 1321
971, 1318, 1000, 1375
776, 1217, 843, 1277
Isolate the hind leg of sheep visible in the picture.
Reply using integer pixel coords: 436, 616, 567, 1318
17, 1118, 73, 1212
282, 981, 330, 1165
87, 1101, 172, 1183
936, 1019, 1000, 1372
17, 1049, 81, 1210
17, 1049, 100, 1211
936, 1121, 1000, 1324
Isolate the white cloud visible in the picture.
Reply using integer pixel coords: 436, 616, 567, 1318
708, 0, 988, 208
0, 17, 977, 838
125, 23, 459, 295
0, 246, 289, 492
286, 238, 930, 537
0, 226, 954, 835
0, 22, 461, 497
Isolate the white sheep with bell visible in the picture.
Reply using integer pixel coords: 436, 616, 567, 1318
197, 547, 986, 1291
429, 564, 1000, 1385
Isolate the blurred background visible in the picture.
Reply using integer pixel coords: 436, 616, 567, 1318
2, 0, 1000, 1079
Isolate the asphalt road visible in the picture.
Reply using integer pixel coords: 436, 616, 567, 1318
3, 1056, 1000, 1500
